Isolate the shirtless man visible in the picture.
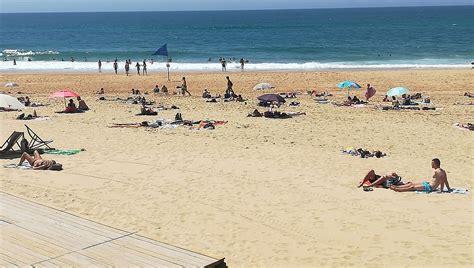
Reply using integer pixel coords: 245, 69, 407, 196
18, 150, 56, 170
390, 158, 450, 193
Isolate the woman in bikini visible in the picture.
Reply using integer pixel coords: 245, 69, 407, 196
358, 169, 403, 189
18, 150, 55, 170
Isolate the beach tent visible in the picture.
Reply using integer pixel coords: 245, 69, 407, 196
0, 93, 25, 110
254, 83, 274, 90
387, 87, 410, 97
4, 82, 19, 87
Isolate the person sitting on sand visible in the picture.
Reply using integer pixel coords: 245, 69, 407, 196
202, 89, 211, 98
24, 96, 31, 107
18, 150, 57, 170
161, 85, 168, 94
382, 95, 390, 102
96, 88, 105, 94
390, 158, 450, 193
391, 96, 400, 108
153, 85, 160, 93
140, 103, 157, 115
77, 96, 89, 110
65, 99, 77, 113
358, 170, 403, 189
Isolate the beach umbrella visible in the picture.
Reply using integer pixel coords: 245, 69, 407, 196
387, 87, 410, 97
254, 83, 274, 90
257, 93, 286, 104
50, 89, 80, 107
337, 81, 361, 96
4, 82, 19, 87
0, 93, 25, 110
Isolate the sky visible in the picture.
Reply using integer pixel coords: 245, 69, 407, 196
0, 0, 472, 13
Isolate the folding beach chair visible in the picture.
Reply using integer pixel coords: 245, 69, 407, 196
0, 131, 25, 152
24, 125, 53, 150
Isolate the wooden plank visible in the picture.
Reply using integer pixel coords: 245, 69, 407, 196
0, 252, 21, 267
79, 239, 183, 267
0, 192, 225, 267
113, 235, 217, 267
1, 193, 128, 238
0, 238, 49, 264
1, 224, 70, 257
36, 252, 103, 267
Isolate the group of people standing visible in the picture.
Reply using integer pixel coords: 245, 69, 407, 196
104, 59, 147, 75
217, 57, 247, 72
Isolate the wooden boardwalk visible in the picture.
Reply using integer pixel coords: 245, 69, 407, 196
0, 192, 226, 267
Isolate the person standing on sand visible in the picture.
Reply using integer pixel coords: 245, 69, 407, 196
365, 84, 376, 101
113, 60, 118, 74
390, 158, 451, 193
181, 77, 191, 96
136, 62, 141, 75
98, 60, 102, 72
226, 76, 235, 97
142, 60, 147, 75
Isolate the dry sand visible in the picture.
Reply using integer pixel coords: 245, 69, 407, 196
1, 69, 473, 267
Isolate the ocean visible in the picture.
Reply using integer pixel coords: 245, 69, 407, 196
0, 6, 473, 72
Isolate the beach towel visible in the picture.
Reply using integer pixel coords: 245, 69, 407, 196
417, 188, 469, 194
3, 162, 32, 170
43, 149, 82, 155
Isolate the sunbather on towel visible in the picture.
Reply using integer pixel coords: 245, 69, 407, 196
18, 150, 56, 170
358, 170, 404, 189
390, 158, 450, 193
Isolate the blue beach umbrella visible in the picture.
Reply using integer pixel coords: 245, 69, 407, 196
387, 87, 410, 97
337, 81, 362, 96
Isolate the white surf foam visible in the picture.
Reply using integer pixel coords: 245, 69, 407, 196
0, 60, 470, 72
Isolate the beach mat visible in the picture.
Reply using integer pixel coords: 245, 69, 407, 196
43, 149, 83, 155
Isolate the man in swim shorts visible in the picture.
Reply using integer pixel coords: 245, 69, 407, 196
390, 158, 450, 193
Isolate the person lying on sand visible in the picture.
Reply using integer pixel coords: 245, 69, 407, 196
248, 109, 263, 117
455, 123, 474, 131
358, 170, 404, 189
18, 150, 57, 170
390, 158, 451, 193
464, 92, 473, 98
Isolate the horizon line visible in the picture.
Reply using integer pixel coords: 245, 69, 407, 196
1, 4, 472, 14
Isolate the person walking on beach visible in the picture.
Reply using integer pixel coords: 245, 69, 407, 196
240, 58, 245, 71
221, 59, 227, 72
136, 62, 141, 75
113, 60, 118, 74
125, 61, 130, 76
181, 77, 191, 96
142, 60, 147, 75
98, 60, 102, 72
365, 84, 376, 101
225, 76, 235, 97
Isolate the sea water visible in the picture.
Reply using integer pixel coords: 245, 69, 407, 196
0, 6, 473, 72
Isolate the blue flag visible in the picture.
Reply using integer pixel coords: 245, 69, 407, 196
152, 43, 168, 56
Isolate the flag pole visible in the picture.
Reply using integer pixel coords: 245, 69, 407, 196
166, 58, 170, 81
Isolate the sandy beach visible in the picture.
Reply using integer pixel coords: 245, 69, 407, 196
1, 69, 473, 267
